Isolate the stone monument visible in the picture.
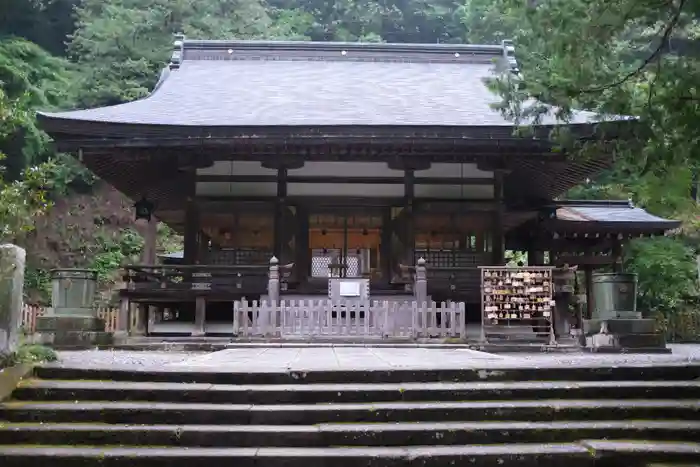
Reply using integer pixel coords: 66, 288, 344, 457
0, 244, 25, 355
35, 269, 112, 348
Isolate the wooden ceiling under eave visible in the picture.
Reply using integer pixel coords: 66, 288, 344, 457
76, 142, 615, 210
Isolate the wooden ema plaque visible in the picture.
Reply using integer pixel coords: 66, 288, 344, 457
480, 267, 555, 325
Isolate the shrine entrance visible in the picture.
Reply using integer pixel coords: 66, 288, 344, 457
308, 209, 384, 280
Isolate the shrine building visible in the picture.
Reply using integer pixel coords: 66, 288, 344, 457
37, 37, 679, 338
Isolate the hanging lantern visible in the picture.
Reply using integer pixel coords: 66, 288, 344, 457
134, 197, 154, 224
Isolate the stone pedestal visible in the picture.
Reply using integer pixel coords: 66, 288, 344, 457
583, 315, 668, 353
0, 245, 25, 355
35, 269, 112, 348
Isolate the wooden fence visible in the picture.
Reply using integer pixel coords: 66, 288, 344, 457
21, 304, 120, 334
20, 300, 464, 339
233, 300, 466, 339
21, 301, 700, 343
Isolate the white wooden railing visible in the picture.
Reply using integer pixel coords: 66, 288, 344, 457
233, 300, 466, 339
21, 301, 466, 340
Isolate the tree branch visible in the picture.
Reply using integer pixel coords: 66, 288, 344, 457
578, 0, 686, 94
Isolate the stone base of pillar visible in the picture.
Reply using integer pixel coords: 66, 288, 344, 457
192, 297, 206, 337
130, 304, 148, 336
35, 315, 112, 349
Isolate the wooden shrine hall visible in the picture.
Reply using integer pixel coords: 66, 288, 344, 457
37, 38, 679, 337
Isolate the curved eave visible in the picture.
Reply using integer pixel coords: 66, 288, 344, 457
541, 219, 681, 233
37, 112, 637, 149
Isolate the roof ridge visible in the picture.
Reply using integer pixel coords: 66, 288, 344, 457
169, 35, 518, 67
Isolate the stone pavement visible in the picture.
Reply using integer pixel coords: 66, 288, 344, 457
54, 343, 700, 371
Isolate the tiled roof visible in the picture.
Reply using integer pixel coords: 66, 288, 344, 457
39, 40, 609, 128
553, 202, 679, 229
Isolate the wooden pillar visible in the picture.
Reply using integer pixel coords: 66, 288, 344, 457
274, 168, 288, 260
198, 232, 210, 264
380, 208, 392, 282
141, 216, 157, 265
492, 170, 505, 265
183, 173, 200, 264
404, 169, 415, 265
296, 205, 310, 283
585, 265, 594, 319
612, 239, 623, 272
528, 248, 545, 266
183, 200, 200, 264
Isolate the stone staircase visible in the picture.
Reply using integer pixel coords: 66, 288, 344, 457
0, 364, 700, 465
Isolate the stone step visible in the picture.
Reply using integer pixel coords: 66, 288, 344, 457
1, 421, 699, 447
33, 363, 700, 385
0, 441, 698, 467
2, 400, 699, 425
12, 379, 700, 404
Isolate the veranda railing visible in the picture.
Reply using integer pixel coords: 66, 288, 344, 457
233, 299, 466, 339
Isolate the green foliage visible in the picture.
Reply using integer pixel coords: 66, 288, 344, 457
90, 228, 144, 284
0, 344, 57, 369
0, 0, 79, 56
459, 0, 516, 44
157, 223, 184, 254
69, 0, 278, 106
0, 38, 74, 178
0, 156, 55, 242
625, 237, 699, 316
40, 153, 98, 195
23, 266, 52, 303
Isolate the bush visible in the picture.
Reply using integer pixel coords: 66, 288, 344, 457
624, 236, 699, 317
0, 344, 57, 369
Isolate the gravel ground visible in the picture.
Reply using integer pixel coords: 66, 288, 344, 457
51, 344, 700, 371
54, 350, 202, 368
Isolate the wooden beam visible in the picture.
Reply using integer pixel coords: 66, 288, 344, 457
555, 255, 614, 266
196, 175, 494, 185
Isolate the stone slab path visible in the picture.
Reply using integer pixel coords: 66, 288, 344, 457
53, 344, 700, 371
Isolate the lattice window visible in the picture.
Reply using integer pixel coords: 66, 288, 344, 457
206, 248, 272, 265
311, 249, 360, 277
312, 255, 333, 277
346, 257, 360, 277
415, 250, 489, 268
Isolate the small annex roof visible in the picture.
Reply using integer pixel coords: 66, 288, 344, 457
545, 200, 680, 232
38, 38, 614, 131
158, 251, 184, 264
